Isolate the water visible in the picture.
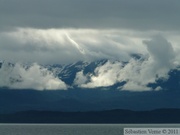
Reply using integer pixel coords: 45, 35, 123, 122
0, 124, 180, 135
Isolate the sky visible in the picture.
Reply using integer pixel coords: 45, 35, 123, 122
0, 0, 180, 91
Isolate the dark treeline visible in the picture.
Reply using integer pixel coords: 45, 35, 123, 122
1, 108, 180, 123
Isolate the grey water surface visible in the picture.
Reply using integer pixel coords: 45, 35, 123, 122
0, 124, 180, 135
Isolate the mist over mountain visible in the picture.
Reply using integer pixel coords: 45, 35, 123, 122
0, 57, 180, 113
0, 55, 179, 91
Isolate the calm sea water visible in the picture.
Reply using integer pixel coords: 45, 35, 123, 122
0, 124, 180, 135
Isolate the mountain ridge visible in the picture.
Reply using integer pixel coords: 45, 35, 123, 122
1, 58, 179, 90
1, 88, 180, 113
0, 58, 180, 113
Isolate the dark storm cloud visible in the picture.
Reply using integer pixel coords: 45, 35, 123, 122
0, 0, 180, 30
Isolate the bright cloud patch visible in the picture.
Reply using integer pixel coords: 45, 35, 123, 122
0, 28, 145, 64
0, 62, 67, 90
74, 36, 177, 91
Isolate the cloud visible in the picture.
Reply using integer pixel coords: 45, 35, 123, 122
0, 28, 145, 64
0, 62, 67, 90
79, 61, 123, 88
1, 0, 180, 31
0, 0, 180, 92
76, 59, 152, 91
0, 28, 179, 91
144, 36, 175, 69
74, 36, 177, 91
73, 71, 88, 86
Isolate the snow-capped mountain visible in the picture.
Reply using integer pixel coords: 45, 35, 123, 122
0, 58, 180, 113
47, 59, 108, 86
0, 56, 180, 91
53, 59, 180, 91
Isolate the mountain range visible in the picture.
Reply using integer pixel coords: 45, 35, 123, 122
0, 57, 180, 113
48, 59, 180, 90
1, 54, 180, 90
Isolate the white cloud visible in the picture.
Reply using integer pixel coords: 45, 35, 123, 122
0, 28, 145, 64
118, 36, 176, 91
73, 71, 88, 86
0, 62, 67, 90
80, 61, 123, 88
75, 36, 177, 91
77, 59, 153, 91
144, 35, 175, 69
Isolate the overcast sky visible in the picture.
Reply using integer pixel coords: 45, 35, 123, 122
0, 0, 180, 64
0, 0, 180, 90
0, 0, 180, 30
